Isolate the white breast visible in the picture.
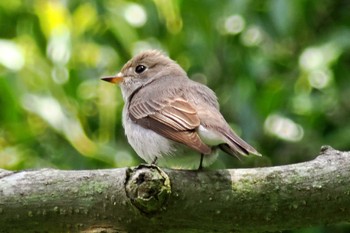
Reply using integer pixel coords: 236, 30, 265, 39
122, 106, 175, 163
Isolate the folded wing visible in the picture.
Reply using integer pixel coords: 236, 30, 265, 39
129, 97, 212, 154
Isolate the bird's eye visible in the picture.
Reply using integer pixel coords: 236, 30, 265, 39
135, 65, 147, 74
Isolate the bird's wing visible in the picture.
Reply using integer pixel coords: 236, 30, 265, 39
129, 96, 211, 154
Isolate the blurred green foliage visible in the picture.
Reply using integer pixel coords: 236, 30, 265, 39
1, 0, 350, 170
1, 0, 350, 232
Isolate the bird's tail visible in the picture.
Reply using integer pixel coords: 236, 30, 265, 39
219, 129, 261, 159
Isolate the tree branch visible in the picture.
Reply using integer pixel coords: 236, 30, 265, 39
0, 146, 349, 232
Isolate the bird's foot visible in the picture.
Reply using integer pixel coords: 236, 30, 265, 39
151, 157, 158, 165
198, 154, 204, 170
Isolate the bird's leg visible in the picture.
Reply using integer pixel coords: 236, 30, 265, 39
198, 154, 204, 170
151, 157, 158, 165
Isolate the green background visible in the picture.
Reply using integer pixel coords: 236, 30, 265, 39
1, 0, 350, 232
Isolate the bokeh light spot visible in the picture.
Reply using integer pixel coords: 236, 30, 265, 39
299, 48, 324, 71
241, 26, 263, 46
308, 69, 332, 89
52, 66, 69, 85
124, 3, 147, 27
224, 15, 245, 35
0, 40, 24, 71
47, 27, 71, 65
264, 114, 304, 142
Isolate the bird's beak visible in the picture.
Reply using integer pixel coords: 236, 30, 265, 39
101, 73, 124, 84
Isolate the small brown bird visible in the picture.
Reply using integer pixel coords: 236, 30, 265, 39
102, 50, 261, 169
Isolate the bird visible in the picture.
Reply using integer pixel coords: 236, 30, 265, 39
102, 50, 261, 169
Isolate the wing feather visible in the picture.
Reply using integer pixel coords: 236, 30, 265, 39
129, 95, 211, 154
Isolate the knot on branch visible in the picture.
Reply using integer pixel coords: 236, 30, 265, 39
320, 145, 335, 153
125, 164, 171, 214
318, 145, 342, 158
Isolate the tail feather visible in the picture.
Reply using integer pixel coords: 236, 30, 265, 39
220, 129, 261, 157
219, 144, 245, 160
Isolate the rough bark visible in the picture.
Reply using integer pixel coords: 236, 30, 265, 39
0, 146, 350, 233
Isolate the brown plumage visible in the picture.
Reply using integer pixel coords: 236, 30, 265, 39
102, 50, 261, 169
